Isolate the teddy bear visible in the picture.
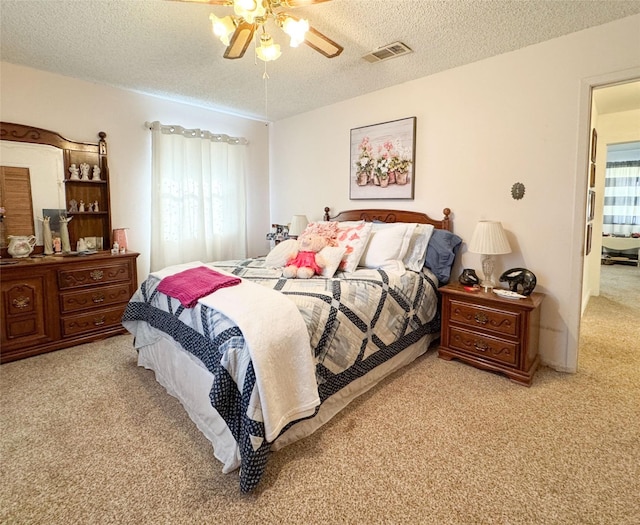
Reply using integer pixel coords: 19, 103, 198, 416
283, 233, 329, 279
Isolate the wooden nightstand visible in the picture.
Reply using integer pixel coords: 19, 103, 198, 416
438, 282, 544, 386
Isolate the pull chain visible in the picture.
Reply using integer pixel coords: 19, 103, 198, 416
263, 62, 269, 122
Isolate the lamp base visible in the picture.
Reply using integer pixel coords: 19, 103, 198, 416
480, 254, 496, 291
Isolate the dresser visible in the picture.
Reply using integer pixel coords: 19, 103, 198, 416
0, 251, 138, 363
438, 282, 544, 386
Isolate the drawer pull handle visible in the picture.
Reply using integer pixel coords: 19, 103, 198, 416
92, 294, 105, 304
474, 340, 488, 352
12, 296, 30, 309
474, 313, 488, 325
90, 270, 104, 281
93, 316, 106, 326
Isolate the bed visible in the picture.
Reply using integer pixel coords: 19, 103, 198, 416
122, 206, 458, 492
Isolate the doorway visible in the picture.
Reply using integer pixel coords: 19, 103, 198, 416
579, 80, 640, 352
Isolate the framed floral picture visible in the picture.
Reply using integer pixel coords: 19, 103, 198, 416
350, 117, 416, 200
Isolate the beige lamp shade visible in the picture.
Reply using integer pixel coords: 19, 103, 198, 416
468, 221, 511, 255
289, 215, 309, 237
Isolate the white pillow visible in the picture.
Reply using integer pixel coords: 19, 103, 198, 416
403, 223, 435, 272
360, 222, 414, 272
319, 245, 347, 278
335, 221, 373, 273
264, 239, 298, 267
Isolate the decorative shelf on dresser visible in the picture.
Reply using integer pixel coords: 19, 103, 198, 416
438, 282, 544, 386
0, 251, 138, 363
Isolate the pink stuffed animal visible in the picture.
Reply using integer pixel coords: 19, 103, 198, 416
283, 233, 328, 279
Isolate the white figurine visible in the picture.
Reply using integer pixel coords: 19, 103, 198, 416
92, 165, 101, 181
69, 164, 80, 180
59, 216, 73, 253
68, 199, 78, 213
38, 216, 54, 255
80, 162, 91, 181
93, 201, 99, 212
79, 200, 85, 212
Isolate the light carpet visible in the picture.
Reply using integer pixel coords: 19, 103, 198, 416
1, 264, 638, 524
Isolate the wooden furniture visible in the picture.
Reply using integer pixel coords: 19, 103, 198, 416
0, 122, 135, 363
1, 252, 138, 363
601, 236, 640, 267
1, 122, 113, 255
127, 206, 454, 493
324, 206, 452, 231
438, 282, 544, 386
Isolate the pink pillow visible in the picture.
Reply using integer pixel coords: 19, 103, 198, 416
335, 221, 373, 272
300, 220, 373, 273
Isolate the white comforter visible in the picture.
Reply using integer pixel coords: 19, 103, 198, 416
151, 261, 320, 442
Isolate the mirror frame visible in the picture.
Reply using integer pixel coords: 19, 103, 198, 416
0, 122, 107, 257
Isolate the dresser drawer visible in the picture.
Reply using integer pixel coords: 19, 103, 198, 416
60, 282, 132, 313
448, 326, 518, 366
449, 299, 519, 338
58, 261, 132, 290
61, 304, 126, 337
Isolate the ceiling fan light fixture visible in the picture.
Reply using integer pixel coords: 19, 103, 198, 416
236, 0, 258, 9
281, 16, 309, 47
256, 34, 281, 61
210, 14, 236, 46
198, 0, 342, 61
234, 0, 266, 24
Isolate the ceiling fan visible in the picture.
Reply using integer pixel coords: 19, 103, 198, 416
173, 0, 343, 61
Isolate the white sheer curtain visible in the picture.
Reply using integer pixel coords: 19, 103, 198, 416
149, 121, 248, 271
603, 161, 640, 236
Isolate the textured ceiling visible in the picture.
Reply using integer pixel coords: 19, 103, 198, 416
2, 0, 640, 122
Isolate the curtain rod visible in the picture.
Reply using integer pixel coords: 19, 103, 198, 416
145, 121, 249, 145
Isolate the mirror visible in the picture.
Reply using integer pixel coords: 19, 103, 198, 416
0, 141, 66, 249
1, 122, 112, 257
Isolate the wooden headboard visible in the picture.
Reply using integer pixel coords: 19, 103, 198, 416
323, 207, 452, 231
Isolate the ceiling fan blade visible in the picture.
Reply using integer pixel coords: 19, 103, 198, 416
280, 0, 333, 6
223, 22, 256, 59
170, 0, 232, 5
303, 23, 343, 58
169, 0, 233, 5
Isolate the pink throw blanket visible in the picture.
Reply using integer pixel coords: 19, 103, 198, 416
157, 266, 241, 308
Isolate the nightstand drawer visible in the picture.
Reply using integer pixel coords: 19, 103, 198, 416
449, 299, 519, 337
449, 327, 518, 366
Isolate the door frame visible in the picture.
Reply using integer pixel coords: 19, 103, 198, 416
570, 67, 640, 372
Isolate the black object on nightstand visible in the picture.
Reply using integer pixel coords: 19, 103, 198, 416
438, 282, 545, 386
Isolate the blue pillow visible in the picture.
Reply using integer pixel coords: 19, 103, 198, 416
424, 229, 463, 284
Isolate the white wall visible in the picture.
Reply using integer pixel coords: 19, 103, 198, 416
270, 15, 640, 372
0, 62, 270, 284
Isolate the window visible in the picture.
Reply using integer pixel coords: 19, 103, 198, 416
149, 122, 248, 271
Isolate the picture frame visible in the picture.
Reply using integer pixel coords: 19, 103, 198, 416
587, 190, 595, 222
350, 117, 416, 200
585, 223, 592, 256
42, 209, 67, 237
589, 162, 596, 188
590, 128, 598, 163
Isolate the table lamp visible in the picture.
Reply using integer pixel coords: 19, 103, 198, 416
468, 220, 512, 290
288, 215, 309, 239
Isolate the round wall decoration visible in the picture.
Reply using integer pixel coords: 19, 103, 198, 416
511, 182, 525, 200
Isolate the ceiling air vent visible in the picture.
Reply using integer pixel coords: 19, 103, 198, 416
362, 42, 413, 63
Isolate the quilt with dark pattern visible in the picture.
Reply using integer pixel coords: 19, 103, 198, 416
122, 258, 441, 492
